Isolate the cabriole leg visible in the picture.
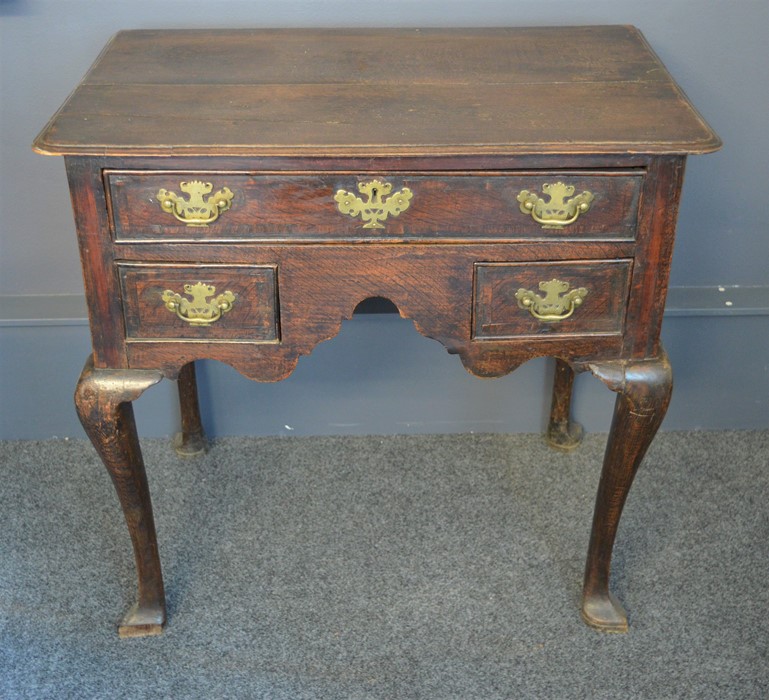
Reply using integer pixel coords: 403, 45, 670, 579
546, 358, 584, 451
582, 353, 673, 632
74, 356, 166, 638
173, 361, 208, 457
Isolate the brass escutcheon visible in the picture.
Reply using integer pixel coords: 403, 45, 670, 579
334, 179, 413, 229
517, 182, 594, 229
161, 282, 235, 326
156, 181, 234, 226
515, 279, 588, 322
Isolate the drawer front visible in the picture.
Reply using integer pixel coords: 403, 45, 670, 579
473, 260, 632, 339
107, 171, 642, 241
118, 263, 279, 342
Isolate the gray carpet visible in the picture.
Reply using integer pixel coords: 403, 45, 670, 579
1, 431, 767, 699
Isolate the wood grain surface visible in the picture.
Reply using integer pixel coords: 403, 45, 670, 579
118, 263, 279, 341
33, 27, 720, 156
107, 170, 642, 241
108, 242, 633, 381
473, 260, 632, 339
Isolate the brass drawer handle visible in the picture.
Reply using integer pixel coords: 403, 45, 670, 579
516, 182, 594, 229
334, 179, 413, 229
156, 181, 234, 226
515, 279, 588, 322
161, 282, 235, 326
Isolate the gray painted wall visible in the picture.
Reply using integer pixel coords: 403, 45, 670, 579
1, 1, 767, 439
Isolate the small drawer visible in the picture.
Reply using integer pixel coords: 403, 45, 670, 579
118, 263, 279, 342
473, 260, 632, 339
106, 170, 642, 241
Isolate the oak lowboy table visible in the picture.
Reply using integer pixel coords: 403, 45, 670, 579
34, 27, 720, 637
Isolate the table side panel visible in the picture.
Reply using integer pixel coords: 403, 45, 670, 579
621, 155, 686, 357
65, 157, 128, 367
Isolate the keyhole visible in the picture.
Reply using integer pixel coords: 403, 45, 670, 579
371, 187, 378, 198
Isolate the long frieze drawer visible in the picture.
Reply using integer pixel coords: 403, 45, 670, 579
473, 260, 632, 339
118, 263, 279, 342
106, 171, 643, 240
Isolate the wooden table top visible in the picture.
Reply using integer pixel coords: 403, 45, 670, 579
33, 26, 720, 158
